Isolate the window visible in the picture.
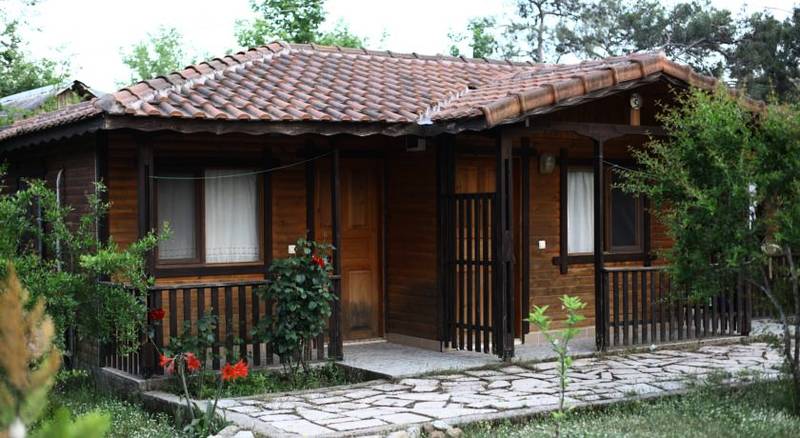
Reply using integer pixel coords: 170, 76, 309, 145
566, 167, 643, 255
156, 169, 260, 266
567, 170, 594, 254
607, 170, 642, 252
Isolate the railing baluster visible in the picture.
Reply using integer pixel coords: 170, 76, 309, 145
466, 196, 473, 351
649, 270, 656, 342
622, 270, 629, 346
182, 288, 191, 338
613, 271, 620, 347
225, 286, 234, 364
211, 287, 220, 370
632, 270, 638, 345
169, 288, 178, 348
252, 288, 261, 366
482, 196, 490, 353
239, 285, 247, 360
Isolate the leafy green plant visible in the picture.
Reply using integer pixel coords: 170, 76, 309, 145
30, 408, 109, 438
0, 172, 163, 354
528, 294, 587, 436
618, 88, 800, 411
161, 314, 218, 366
255, 238, 336, 377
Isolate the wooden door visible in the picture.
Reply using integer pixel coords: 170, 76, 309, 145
317, 158, 383, 340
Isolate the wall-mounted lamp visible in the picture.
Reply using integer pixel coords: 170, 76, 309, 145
539, 153, 556, 174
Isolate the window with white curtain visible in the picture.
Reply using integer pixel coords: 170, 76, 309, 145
204, 169, 259, 263
156, 168, 260, 265
567, 170, 594, 254
157, 175, 197, 261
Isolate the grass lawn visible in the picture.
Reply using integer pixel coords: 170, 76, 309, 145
32, 371, 180, 438
173, 361, 365, 399
464, 378, 800, 438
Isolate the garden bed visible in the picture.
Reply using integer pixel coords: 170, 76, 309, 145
164, 361, 372, 399
462, 378, 800, 437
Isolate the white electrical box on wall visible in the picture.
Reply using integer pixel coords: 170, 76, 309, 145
288, 244, 296, 254
538, 240, 547, 250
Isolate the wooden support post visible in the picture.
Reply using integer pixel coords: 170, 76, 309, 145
495, 131, 514, 361
262, 151, 273, 275
436, 135, 456, 348
593, 139, 606, 351
305, 145, 316, 241
558, 148, 569, 275
136, 136, 154, 275
328, 147, 344, 360
521, 137, 531, 338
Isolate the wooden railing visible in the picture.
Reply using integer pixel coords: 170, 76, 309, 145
600, 266, 751, 349
101, 278, 338, 377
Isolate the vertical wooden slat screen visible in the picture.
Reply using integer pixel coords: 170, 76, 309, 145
600, 266, 749, 349
445, 193, 496, 355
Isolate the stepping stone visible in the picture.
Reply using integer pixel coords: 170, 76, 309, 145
271, 419, 333, 435
328, 418, 386, 431
487, 380, 510, 389
257, 413, 300, 422
511, 378, 552, 392
396, 392, 450, 402
296, 407, 339, 421
379, 412, 431, 424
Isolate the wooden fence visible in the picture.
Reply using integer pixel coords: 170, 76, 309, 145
600, 266, 751, 349
101, 278, 336, 377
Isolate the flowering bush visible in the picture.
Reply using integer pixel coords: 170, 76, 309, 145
255, 238, 336, 376
160, 351, 248, 437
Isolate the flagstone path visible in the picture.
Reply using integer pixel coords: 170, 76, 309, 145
214, 343, 781, 437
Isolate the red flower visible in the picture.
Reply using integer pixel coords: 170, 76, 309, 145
160, 354, 175, 375
311, 255, 326, 268
148, 308, 165, 321
185, 352, 201, 372
221, 359, 249, 381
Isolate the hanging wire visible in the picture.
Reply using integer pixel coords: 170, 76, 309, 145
149, 151, 334, 180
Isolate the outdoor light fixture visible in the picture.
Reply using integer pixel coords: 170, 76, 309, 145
539, 153, 556, 174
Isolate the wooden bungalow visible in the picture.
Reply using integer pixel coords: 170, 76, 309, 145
0, 43, 756, 374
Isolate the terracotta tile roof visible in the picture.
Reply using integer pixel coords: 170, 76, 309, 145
1, 42, 748, 143
0, 100, 101, 141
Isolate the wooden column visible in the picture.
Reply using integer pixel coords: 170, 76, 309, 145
593, 139, 606, 351
136, 135, 154, 275
95, 131, 109, 248
495, 132, 514, 360
558, 148, 569, 274
305, 145, 316, 241
436, 135, 456, 348
328, 147, 344, 360
520, 137, 531, 338
262, 151, 273, 274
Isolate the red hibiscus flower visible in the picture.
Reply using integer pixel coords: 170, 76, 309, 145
311, 255, 326, 268
221, 359, 249, 381
148, 308, 165, 321
185, 352, 201, 372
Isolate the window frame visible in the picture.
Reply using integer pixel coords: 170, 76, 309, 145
604, 166, 644, 254
153, 164, 264, 272
556, 158, 650, 269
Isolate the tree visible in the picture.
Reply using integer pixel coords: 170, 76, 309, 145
121, 26, 189, 84
730, 8, 800, 101
235, 0, 365, 49
619, 88, 800, 411
448, 17, 499, 59
504, 0, 582, 62
0, 0, 69, 97
557, 0, 736, 76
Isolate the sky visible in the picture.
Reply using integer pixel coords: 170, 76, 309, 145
10, 0, 797, 92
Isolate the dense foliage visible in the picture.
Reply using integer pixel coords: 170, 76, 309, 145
121, 26, 191, 84
235, 0, 366, 49
618, 88, 800, 409
255, 238, 336, 375
0, 173, 162, 355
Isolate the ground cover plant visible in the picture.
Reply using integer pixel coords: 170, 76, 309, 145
463, 378, 800, 438
32, 370, 179, 438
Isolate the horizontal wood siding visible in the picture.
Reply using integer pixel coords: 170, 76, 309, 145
386, 144, 438, 339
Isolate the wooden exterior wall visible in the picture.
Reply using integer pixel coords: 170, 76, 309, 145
385, 142, 438, 339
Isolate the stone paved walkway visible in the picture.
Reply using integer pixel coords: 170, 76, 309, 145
216, 343, 781, 437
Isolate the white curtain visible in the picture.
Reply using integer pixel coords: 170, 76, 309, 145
204, 170, 258, 263
157, 176, 197, 260
568, 170, 594, 254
